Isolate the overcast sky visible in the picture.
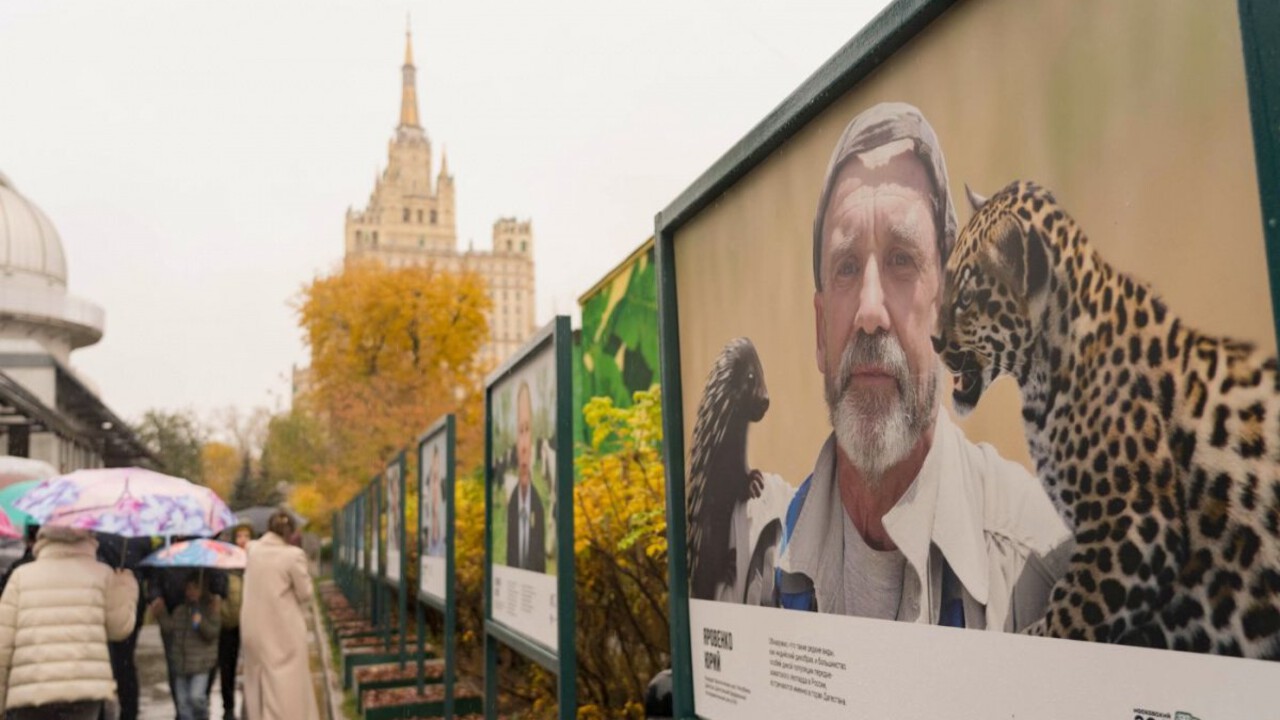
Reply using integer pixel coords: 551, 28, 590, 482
0, 0, 891, 424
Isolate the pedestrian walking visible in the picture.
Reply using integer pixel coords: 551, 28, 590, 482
240, 511, 319, 720
97, 535, 155, 720
149, 556, 228, 719
211, 524, 251, 720
150, 573, 221, 720
0, 526, 139, 720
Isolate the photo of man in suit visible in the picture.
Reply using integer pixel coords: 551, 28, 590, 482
506, 381, 546, 572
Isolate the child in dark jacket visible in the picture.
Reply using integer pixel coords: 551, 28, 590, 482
150, 574, 221, 720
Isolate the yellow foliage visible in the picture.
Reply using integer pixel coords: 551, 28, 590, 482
453, 470, 485, 652
568, 386, 668, 717
200, 442, 239, 501
287, 259, 492, 531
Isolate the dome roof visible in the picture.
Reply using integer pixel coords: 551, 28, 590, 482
0, 172, 68, 287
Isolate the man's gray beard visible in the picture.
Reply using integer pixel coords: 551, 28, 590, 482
825, 332, 938, 484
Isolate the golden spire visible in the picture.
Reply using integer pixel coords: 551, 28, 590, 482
404, 15, 414, 66
399, 19, 421, 129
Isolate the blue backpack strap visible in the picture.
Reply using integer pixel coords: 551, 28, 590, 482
774, 476, 816, 610
779, 474, 813, 554
775, 570, 818, 611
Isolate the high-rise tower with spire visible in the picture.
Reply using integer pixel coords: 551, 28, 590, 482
344, 23, 536, 366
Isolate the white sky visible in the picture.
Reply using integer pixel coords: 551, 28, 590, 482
0, 0, 891, 423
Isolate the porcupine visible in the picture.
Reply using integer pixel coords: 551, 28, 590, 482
686, 337, 771, 601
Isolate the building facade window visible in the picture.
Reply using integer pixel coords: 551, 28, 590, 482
430, 210, 438, 224
419, 236, 425, 248
417, 209, 424, 223
403, 208, 411, 222
521, 241, 527, 252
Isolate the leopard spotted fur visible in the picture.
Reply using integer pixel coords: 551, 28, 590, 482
932, 180, 1280, 658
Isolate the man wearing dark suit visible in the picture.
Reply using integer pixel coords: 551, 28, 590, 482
506, 381, 546, 572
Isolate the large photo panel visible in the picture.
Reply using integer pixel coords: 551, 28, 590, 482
371, 479, 382, 579
488, 327, 561, 652
386, 455, 404, 583
348, 504, 356, 569
419, 419, 452, 604
358, 492, 368, 575
668, 0, 1278, 717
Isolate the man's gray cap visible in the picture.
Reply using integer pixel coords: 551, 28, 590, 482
812, 102, 957, 288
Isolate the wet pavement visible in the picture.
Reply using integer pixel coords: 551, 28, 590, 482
137, 622, 241, 720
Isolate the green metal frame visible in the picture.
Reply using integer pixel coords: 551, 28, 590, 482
657, 0, 1280, 717
344, 504, 355, 598
415, 413, 457, 713
358, 491, 369, 616
483, 316, 577, 720
342, 502, 355, 600
1239, 0, 1280, 329
347, 502, 356, 592
331, 508, 341, 584
371, 474, 389, 650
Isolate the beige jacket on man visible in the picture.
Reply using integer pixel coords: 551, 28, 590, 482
0, 527, 139, 711
241, 532, 319, 720
777, 410, 1074, 631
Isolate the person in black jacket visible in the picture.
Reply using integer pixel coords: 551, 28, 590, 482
208, 524, 251, 720
96, 533, 155, 720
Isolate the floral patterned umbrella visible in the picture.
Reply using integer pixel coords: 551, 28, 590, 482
15, 467, 235, 538
140, 539, 246, 570
0, 480, 40, 533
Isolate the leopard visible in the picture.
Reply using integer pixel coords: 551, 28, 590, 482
930, 180, 1280, 658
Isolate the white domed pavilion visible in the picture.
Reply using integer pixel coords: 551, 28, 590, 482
0, 171, 148, 469
0, 171, 104, 360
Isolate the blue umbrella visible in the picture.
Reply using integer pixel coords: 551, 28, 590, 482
140, 538, 246, 570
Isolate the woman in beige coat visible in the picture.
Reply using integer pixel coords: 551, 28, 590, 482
0, 526, 139, 720
240, 512, 319, 720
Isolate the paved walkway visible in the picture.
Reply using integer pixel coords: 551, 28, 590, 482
136, 622, 241, 720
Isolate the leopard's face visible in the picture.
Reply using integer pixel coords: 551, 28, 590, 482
932, 183, 1052, 415
933, 253, 1014, 415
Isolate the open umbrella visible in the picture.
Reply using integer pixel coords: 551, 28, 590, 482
0, 480, 40, 533
235, 505, 307, 535
16, 467, 235, 538
140, 539, 245, 570
96, 533, 164, 571
0, 511, 18, 540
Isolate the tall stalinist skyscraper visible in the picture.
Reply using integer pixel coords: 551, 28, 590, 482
345, 25, 536, 366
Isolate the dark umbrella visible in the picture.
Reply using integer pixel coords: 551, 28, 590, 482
234, 505, 307, 535
95, 533, 163, 570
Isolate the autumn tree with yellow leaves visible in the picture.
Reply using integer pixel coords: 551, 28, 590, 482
571, 387, 669, 719
199, 441, 239, 502
282, 260, 491, 529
